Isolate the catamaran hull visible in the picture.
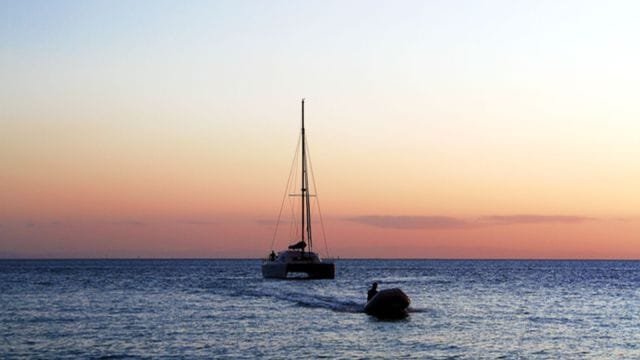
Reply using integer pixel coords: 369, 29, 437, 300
262, 262, 335, 279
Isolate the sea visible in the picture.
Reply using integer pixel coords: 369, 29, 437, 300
1, 259, 639, 359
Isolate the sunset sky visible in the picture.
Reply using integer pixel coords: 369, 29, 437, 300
1, 0, 639, 258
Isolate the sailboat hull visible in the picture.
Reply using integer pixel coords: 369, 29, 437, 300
262, 262, 335, 279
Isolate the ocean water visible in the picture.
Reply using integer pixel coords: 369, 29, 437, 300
1, 259, 640, 359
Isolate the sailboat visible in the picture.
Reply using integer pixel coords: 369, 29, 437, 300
261, 99, 335, 279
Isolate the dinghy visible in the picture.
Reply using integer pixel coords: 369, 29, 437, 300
364, 288, 410, 318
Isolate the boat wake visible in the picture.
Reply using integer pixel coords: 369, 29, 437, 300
289, 293, 364, 313
236, 287, 364, 313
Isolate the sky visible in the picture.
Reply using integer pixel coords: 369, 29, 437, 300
1, 0, 639, 258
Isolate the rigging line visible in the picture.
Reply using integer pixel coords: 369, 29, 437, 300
289, 190, 298, 243
270, 134, 302, 251
289, 146, 300, 243
289, 199, 296, 242
305, 138, 331, 258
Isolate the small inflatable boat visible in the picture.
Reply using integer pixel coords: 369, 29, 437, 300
364, 288, 410, 318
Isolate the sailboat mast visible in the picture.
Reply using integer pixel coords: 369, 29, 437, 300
301, 99, 306, 247
300, 99, 312, 252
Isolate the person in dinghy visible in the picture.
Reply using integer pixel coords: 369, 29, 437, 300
367, 282, 379, 301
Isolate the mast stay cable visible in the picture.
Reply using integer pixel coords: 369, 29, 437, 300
270, 134, 301, 251
306, 138, 331, 258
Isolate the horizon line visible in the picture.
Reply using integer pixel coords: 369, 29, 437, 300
1, 257, 640, 261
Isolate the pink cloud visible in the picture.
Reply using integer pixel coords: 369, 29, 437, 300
349, 214, 597, 230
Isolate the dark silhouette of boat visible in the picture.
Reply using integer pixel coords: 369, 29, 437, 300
364, 288, 410, 318
261, 99, 335, 279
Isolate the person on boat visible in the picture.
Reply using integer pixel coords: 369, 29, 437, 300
367, 282, 378, 301
268, 251, 276, 261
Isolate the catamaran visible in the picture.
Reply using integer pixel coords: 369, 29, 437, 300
261, 99, 335, 279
